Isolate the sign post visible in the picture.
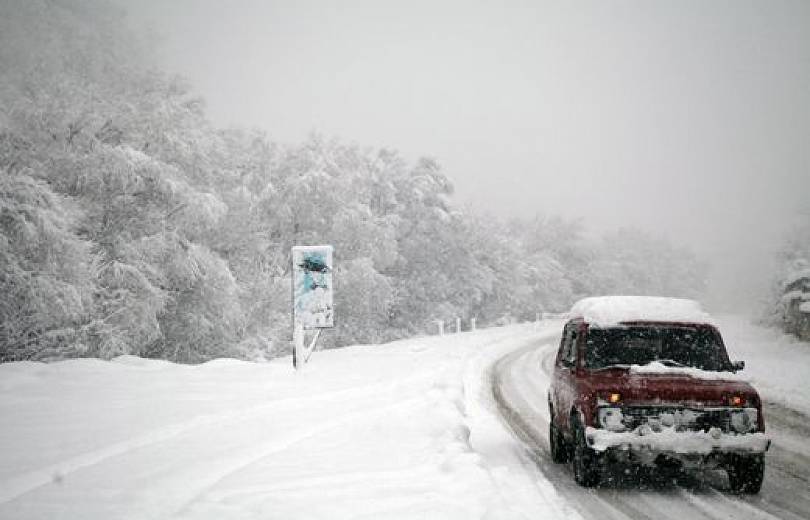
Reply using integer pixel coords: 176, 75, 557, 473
292, 245, 334, 369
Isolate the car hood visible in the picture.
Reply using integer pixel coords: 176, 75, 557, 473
582, 367, 761, 407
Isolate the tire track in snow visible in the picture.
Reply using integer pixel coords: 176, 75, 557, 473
460, 327, 583, 520
169, 396, 428, 518
172, 330, 549, 518
0, 374, 430, 506
681, 488, 782, 520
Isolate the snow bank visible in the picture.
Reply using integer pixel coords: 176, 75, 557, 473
570, 296, 713, 327
111, 355, 175, 368
0, 324, 563, 520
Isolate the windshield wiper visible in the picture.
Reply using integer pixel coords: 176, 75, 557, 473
656, 359, 689, 368
590, 363, 630, 371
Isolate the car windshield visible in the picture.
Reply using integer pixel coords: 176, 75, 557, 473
584, 325, 731, 371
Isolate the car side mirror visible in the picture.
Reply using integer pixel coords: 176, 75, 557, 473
732, 360, 745, 372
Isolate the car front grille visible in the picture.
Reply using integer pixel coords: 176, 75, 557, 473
621, 406, 732, 433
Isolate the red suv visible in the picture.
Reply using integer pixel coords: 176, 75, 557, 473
547, 297, 770, 492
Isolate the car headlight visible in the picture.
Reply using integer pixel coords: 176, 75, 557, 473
597, 407, 626, 432
730, 408, 758, 433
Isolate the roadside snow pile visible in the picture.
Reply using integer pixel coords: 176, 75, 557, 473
570, 296, 713, 327
0, 324, 561, 520
629, 362, 745, 381
586, 426, 770, 454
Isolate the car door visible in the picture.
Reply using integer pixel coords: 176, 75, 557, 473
552, 322, 578, 431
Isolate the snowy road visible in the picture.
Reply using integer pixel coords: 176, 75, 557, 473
492, 318, 810, 520
0, 325, 569, 519
2, 318, 809, 519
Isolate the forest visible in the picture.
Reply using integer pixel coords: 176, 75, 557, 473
0, 1, 708, 363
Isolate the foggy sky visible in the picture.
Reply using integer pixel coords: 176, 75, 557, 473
119, 0, 810, 311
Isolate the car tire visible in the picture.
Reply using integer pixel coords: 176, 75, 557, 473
727, 454, 764, 494
549, 416, 569, 464
572, 417, 601, 487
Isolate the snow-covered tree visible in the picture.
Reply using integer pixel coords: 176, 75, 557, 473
590, 228, 706, 299
764, 220, 810, 335
0, 0, 711, 362
0, 169, 94, 361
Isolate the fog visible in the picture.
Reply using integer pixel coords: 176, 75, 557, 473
120, 0, 809, 312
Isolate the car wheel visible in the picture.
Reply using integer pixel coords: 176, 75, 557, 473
727, 454, 764, 494
572, 418, 601, 487
549, 416, 569, 464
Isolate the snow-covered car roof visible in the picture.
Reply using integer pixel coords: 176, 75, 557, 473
569, 296, 714, 328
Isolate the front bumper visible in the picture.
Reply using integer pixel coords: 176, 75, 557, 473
585, 426, 771, 457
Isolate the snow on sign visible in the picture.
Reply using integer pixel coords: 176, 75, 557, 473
292, 245, 334, 329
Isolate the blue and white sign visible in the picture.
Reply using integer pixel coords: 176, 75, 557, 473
292, 245, 334, 329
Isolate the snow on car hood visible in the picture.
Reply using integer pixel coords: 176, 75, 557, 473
628, 361, 746, 381
582, 364, 757, 406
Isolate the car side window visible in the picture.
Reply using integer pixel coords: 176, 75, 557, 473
559, 324, 577, 368
557, 324, 569, 365
564, 327, 577, 367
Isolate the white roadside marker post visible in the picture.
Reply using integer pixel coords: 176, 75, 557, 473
436, 320, 444, 336
456, 317, 461, 333
471, 317, 477, 331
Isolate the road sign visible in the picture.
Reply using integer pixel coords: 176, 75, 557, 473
292, 245, 334, 329
292, 245, 334, 370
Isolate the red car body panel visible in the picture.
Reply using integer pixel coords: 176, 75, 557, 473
549, 319, 766, 437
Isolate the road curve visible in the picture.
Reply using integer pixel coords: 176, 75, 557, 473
492, 330, 810, 520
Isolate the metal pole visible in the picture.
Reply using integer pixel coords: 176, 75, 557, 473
304, 328, 322, 363
293, 321, 304, 370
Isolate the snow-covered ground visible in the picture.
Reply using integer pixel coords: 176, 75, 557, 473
2, 316, 809, 520
0, 323, 573, 520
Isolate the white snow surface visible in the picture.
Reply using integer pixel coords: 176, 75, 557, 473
0, 324, 572, 520
2, 315, 809, 519
570, 296, 713, 327
628, 362, 745, 381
